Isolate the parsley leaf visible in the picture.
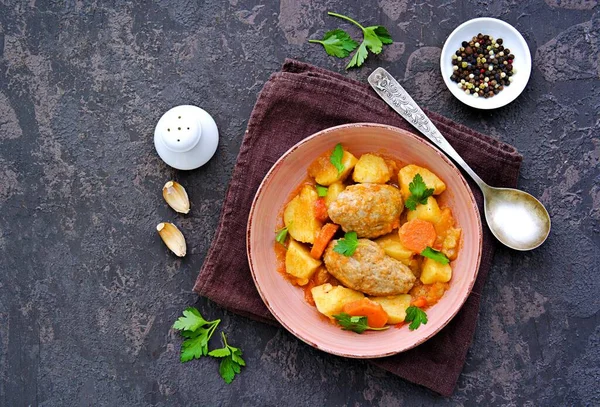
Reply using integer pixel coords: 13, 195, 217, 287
330, 143, 345, 174
173, 307, 220, 363
373, 26, 393, 45
209, 332, 246, 384
208, 347, 231, 357
333, 231, 358, 256
405, 306, 428, 330
421, 246, 450, 265
315, 184, 328, 197
308, 29, 358, 58
328, 12, 393, 69
346, 42, 368, 69
333, 313, 390, 334
275, 224, 290, 246
180, 329, 209, 362
405, 174, 435, 211
173, 307, 210, 331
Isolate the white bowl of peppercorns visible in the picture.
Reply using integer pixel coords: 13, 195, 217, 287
440, 17, 532, 110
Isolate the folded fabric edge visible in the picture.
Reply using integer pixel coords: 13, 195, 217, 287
279, 59, 523, 163
269, 73, 523, 165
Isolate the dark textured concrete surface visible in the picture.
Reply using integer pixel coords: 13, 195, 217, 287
0, 1, 598, 406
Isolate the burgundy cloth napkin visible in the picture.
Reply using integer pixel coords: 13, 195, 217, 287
194, 59, 522, 396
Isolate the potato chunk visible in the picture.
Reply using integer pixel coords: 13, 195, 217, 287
406, 196, 442, 224
284, 185, 323, 244
441, 227, 461, 260
434, 207, 455, 237
385, 159, 399, 182
352, 154, 391, 184
398, 165, 446, 201
420, 258, 452, 284
369, 295, 412, 324
374, 233, 414, 265
325, 181, 345, 207
311, 283, 364, 317
285, 239, 322, 285
308, 149, 357, 186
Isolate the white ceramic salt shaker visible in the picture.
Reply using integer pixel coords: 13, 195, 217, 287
154, 105, 219, 170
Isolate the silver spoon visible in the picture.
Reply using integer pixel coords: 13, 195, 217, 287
368, 68, 550, 251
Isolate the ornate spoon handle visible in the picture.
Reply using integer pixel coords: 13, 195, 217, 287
367, 67, 488, 191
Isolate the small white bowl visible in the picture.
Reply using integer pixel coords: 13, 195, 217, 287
440, 17, 532, 110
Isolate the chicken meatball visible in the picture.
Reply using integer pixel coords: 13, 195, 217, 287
328, 184, 403, 239
323, 239, 416, 296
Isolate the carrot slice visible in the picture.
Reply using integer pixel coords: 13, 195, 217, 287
313, 197, 329, 223
342, 298, 389, 328
398, 219, 437, 253
411, 296, 428, 308
310, 223, 339, 259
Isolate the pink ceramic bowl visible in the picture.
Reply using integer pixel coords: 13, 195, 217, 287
247, 123, 482, 358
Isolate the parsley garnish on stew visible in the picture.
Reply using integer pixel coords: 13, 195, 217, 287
330, 143, 345, 174
333, 231, 358, 256
405, 174, 435, 210
315, 184, 328, 197
405, 306, 428, 330
421, 246, 450, 265
333, 313, 390, 334
275, 224, 290, 246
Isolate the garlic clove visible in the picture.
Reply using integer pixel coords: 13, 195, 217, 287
162, 181, 190, 214
157, 222, 187, 257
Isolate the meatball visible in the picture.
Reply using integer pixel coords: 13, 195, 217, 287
328, 184, 403, 239
323, 239, 416, 296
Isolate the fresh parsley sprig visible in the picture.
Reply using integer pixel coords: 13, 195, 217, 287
275, 223, 291, 246
308, 29, 358, 58
405, 306, 428, 330
330, 143, 345, 174
327, 12, 393, 69
334, 313, 390, 334
405, 174, 435, 211
173, 308, 246, 384
209, 332, 246, 384
421, 246, 450, 265
173, 307, 221, 362
315, 184, 328, 197
333, 231, 358, 256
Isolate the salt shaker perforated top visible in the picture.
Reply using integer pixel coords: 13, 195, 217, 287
154, 105, 219, 170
